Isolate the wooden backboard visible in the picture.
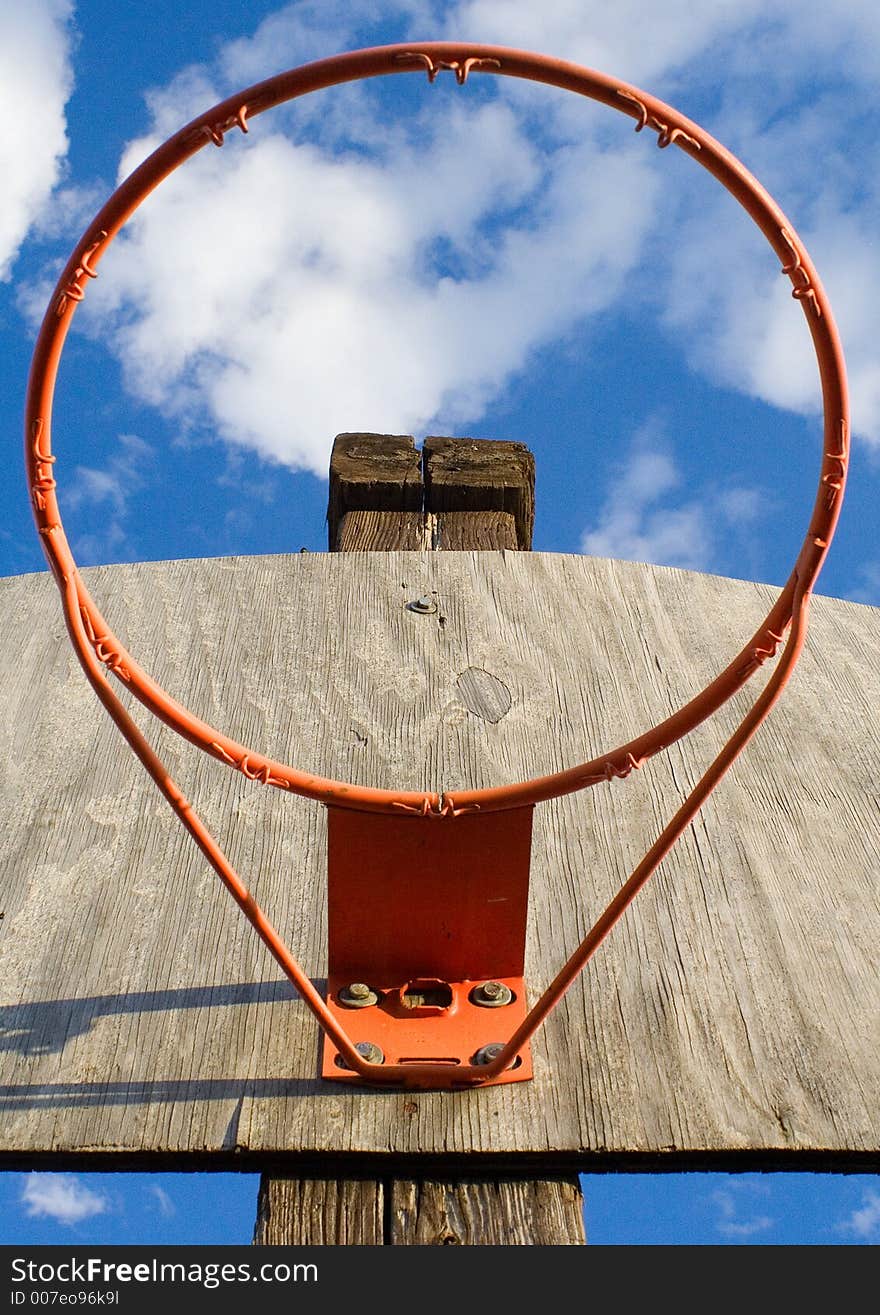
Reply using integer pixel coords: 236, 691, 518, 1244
1, 552, 877, 1168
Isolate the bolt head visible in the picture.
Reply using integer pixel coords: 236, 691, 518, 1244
407, 595, 437, 614
355, 1040, 384, 1065
470, 980, 514, 1008
338, 982, 380, 1009
473, 1042, 506, 1066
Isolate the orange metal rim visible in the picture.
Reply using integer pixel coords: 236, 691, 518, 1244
26, 42, 850, 819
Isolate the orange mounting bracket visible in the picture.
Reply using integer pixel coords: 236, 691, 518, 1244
25, 43, 848, 1091
323, 807, 534, 1085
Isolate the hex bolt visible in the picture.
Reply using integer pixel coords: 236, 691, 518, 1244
338, 982, 380, 1009
407, 595, 437, 614
355, 1040, 384, 1065
470, 980, 514, 1008
473, 1042, 506, 1066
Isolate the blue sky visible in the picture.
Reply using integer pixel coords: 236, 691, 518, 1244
1, 0, 878, 1246
1, 1169, 879, 1246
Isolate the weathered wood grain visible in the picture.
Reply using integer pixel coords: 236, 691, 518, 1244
335, 510, 427, 551
329, 436, 528, 551
328, 433, 422, 549
389, 1179, 586, 1245
423, 437, 535, 549
251, 1176, 585, 1244
259, 439, 586, 1249
253, 1177, 383, 1245
435, 511, 519, 551
1, 553, 878, 1164
336, 507, 520, 551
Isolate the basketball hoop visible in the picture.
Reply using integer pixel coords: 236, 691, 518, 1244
25, 43, 849, 1089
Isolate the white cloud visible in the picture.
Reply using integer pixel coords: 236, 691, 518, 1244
580, 420, 764, 572
847, 563, 880, 608
444, 0, 768, 89
443, 2, 880, 446
30, 183, 108, 244
0, 0, 74, 278
835, 1189, 880, 1241
85, 92, 656, 474
64, 433, 155, 564
218, 0, 420, 88
149, 1184, 176, 1218
660, 155, 880, 447
66, 433, 154, 516
448, 0, 880, 96
710, 1181, 775, 1239
117, 0, 424, 176
21, 1173, 108, 1227
642, 6, 880, 446
41, 0, 880, 482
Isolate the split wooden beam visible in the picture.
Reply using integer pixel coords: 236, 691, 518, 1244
254, 1177, 587, 1245
328, 433, 535, 551
423, 436, 535, 551
328, 433, 425, 551
256, 433, 583, 1247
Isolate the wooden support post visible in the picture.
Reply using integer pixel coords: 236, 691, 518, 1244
423, 436, 535, 550
254, 1179, 384, 1246
388, 1179, 585, 1245
327, 432, 536, 552
255, 1177, 586, 1245
254, 434, 584, 1247
328, 433, 424, 550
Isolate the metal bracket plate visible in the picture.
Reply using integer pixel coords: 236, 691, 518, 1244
322, 804, 534, 1087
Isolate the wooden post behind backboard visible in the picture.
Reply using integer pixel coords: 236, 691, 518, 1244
255, 434, 587, 1245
